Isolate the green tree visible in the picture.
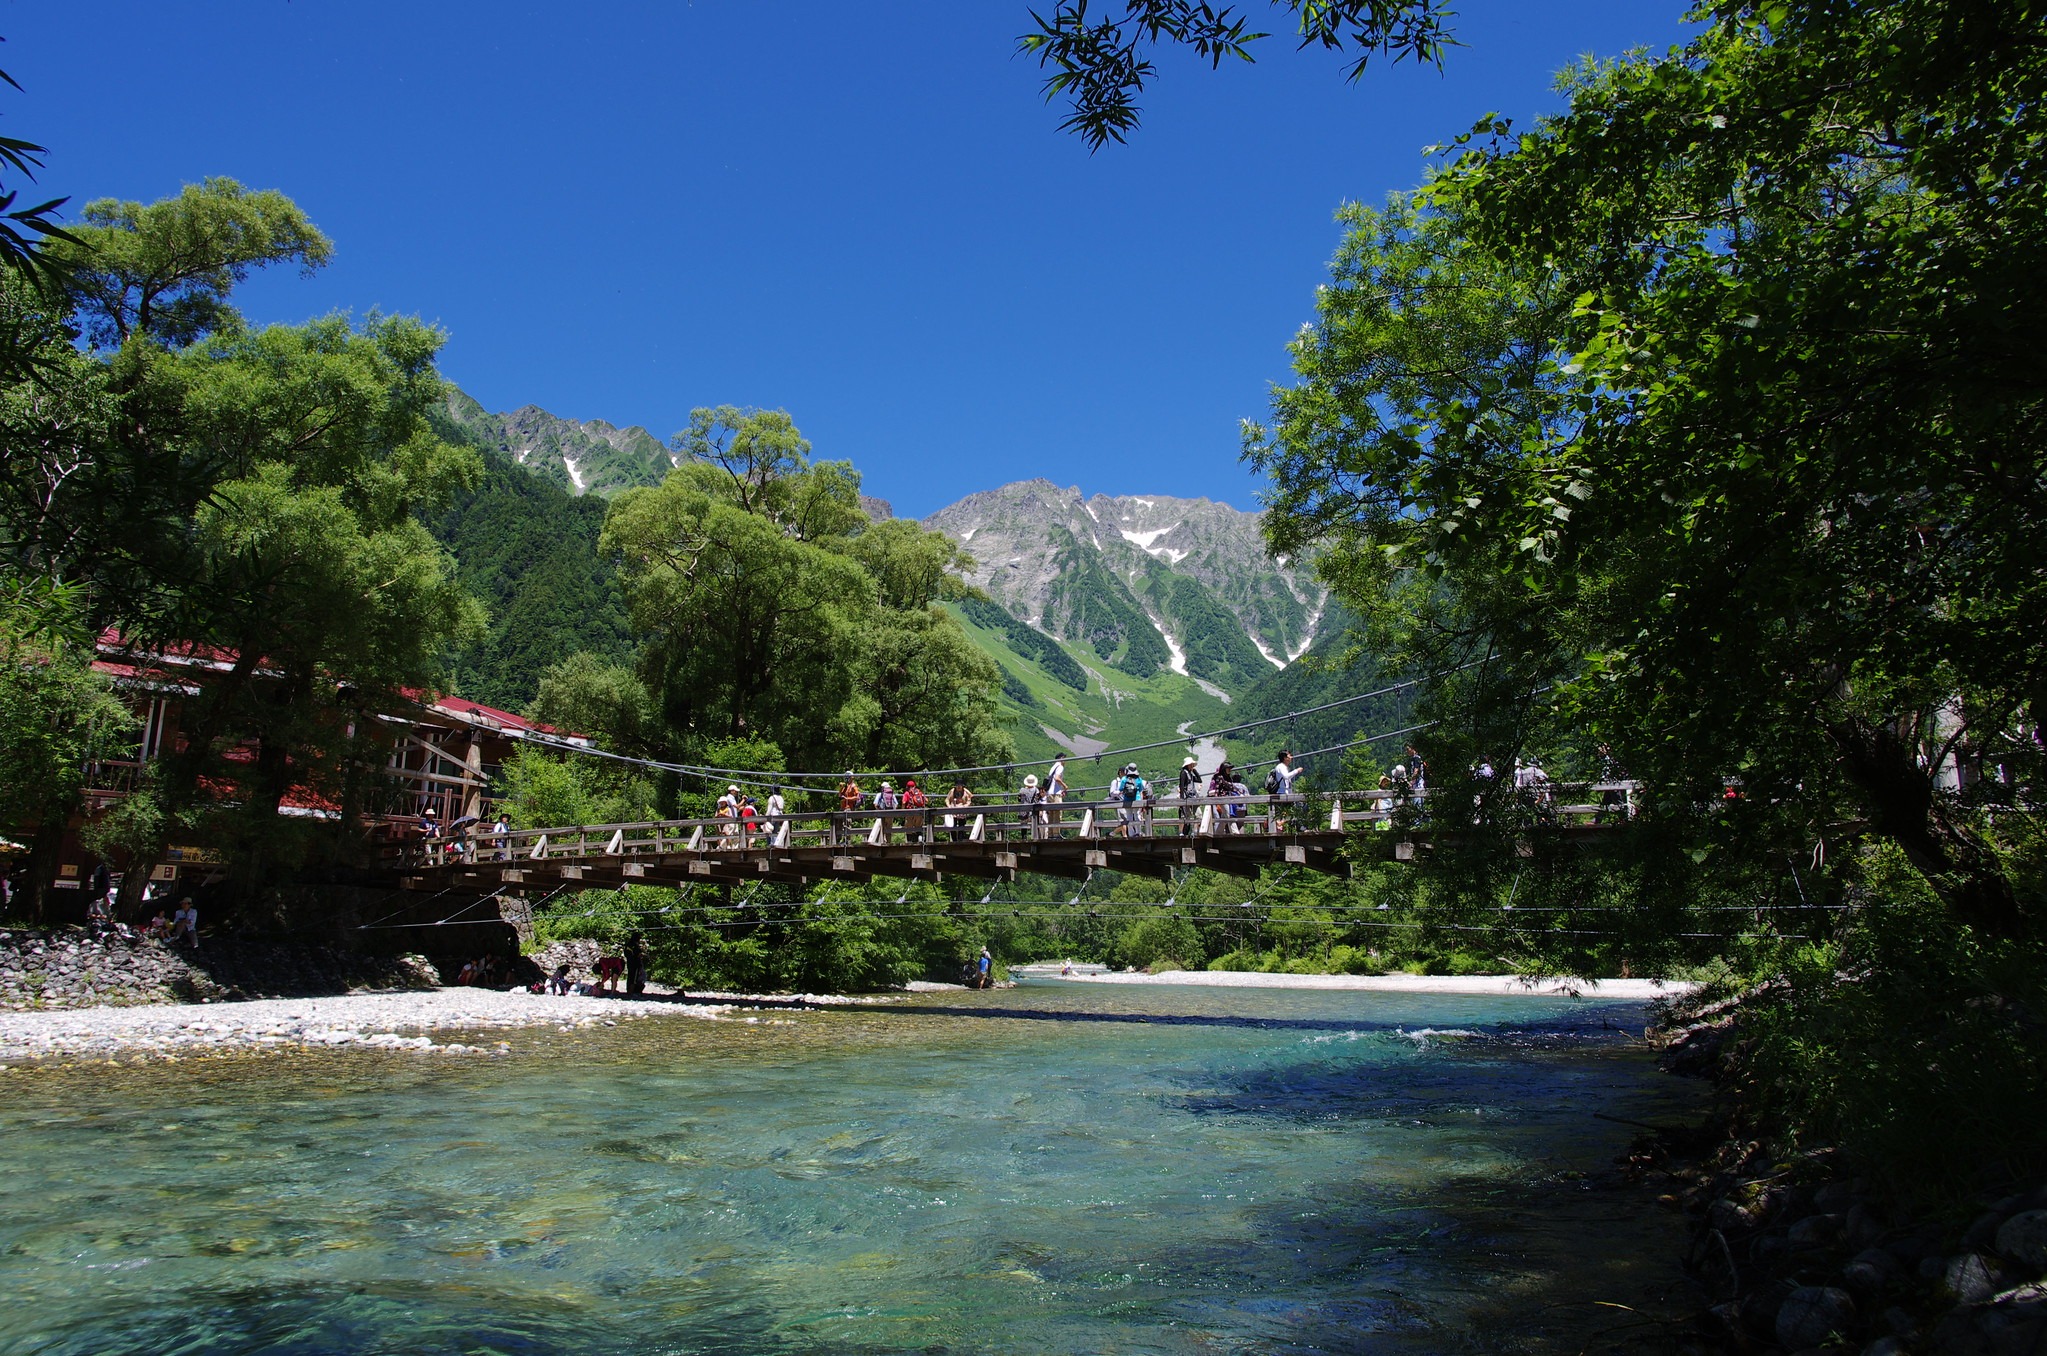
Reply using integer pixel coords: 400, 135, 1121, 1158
0, 61, 81, 305
602, 405, 1010, 775
602, 448, 872, 765
0, 632, 134, 921
1019, 0, 1453, 148
53, 177, 332, 348
527, 651, 658, 756
142, 313, 485, 893
0, 181, 486, 909
1246, 0, 2047, 1040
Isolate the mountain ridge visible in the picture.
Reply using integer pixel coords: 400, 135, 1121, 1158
429, 390, 1395, 780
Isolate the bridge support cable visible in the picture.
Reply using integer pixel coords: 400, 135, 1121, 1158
500, 663, 1494, 794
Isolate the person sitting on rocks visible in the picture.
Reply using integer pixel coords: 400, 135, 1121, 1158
171, 897, 199, 948
547, 963, 573, 995
145, 908, 170, 939
455, 959, 477, 986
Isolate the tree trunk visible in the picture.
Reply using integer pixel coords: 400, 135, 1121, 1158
115, 856, 156, 922
1826, 714, 2024, 936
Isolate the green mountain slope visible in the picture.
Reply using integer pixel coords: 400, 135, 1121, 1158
439, 388, 671, 498
944, 602, 1230, 786
1228, 605, 1416, 784
424, 411, 635, 711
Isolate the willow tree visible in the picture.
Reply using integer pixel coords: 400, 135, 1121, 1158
600, 406, 1010, 778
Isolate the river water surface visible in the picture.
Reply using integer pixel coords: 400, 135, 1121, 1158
0, 982, 1699, 1355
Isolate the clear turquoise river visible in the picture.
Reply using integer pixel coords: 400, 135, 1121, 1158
0, 982, 1699, 1355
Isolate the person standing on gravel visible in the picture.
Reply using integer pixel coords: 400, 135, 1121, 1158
627, 934, 647, 995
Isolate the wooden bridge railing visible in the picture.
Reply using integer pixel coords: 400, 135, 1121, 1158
383, 781, 1644, 871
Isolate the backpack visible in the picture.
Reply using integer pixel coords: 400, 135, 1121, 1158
1122, 776, 1144, 804
1264, 768, 1282, 795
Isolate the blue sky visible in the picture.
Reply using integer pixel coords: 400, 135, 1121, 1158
5, 2, 1690, 520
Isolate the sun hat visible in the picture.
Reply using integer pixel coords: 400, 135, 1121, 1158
1183, 756, 1198, 767
1024, 774, 1039, 787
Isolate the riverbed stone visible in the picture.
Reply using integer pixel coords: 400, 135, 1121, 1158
1790, 1213, 1846, 1247
1930, 1291, 2047, 1356
1994, 1211, 2047, 1271
0, 928, 439, 1011
1777, 1286, 1856, 1349
1843, 1248, 1901, 1299
1945, 1253, 2012, 1305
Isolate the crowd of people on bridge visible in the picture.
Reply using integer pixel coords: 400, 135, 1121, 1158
410, 731, 1658, 857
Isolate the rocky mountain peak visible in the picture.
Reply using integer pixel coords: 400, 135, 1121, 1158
923, 480, 1325, 692
440, 392, 671, 498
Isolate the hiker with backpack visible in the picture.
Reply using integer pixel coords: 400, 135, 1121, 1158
1265, 751, 1304, 832
873, 780, 901, 844
836, 772, 863, 845
1111, 763, 1148, 837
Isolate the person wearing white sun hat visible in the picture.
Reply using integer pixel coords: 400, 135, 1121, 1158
1018, 772, 1045, 840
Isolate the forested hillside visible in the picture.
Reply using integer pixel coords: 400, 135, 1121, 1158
1229, 604, 1415, 783
438, 389, 670, 498
421, 427, 634, 712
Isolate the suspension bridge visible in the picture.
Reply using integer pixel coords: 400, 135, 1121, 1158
380, 783, 1642, 895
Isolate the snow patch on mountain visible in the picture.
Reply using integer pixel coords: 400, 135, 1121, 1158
1289, 601, 1327, 661
1119, 523, 1179, 551
1149, 616, 1188, 676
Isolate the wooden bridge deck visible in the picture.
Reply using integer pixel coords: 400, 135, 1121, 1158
383, 785, 1641, 894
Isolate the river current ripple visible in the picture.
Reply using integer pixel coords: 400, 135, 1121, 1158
0, 981, 1699, 1355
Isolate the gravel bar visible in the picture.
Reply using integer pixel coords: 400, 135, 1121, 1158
0, 987, 741, 1063
1042, 969, 1694, 997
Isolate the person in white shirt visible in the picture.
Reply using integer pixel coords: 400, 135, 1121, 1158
764, 787, 786, 844
1045, 758, 1067, 834
1268, 750, 1304, 830
171, 898, 199, 948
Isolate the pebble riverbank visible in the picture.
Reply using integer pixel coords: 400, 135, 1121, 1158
0, 927, 441, 1010
0, 987, 737, 1062
1648, 993, 2047, 1354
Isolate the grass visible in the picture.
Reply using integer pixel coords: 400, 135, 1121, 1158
946, 602, 1233, 778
